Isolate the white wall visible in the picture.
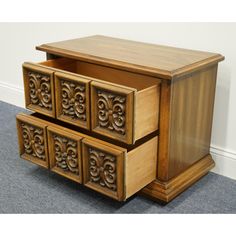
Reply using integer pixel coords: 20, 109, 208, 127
0, 23, 235, 179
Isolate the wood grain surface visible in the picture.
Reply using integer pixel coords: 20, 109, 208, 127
157, 65, 218, 181
36, 35, 224, 79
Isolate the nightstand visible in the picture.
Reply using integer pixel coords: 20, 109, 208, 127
16, 35, 224, 202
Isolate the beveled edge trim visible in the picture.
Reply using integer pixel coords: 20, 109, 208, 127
54, 71, 91, 130
36, 44, 224, 80
16, 113, 50, 169
90, 81, 135, 144
82, 138, 126, 201
47, 125, 83, 184
22, 62, 56, 118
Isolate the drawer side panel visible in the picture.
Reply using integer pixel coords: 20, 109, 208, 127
125, 136, 158, 199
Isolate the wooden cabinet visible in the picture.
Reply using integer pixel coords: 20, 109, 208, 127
16, 35, 224, 202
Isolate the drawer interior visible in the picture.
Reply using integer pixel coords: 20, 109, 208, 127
40, 58, 161, 91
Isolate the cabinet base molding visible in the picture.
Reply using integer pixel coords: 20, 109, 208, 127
140, 154, 215, 203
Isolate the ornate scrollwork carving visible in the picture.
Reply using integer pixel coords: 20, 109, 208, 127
97, 90, 126, 135
28, 71, 52, 110
88, 147, 117, 191
21, 123, 45, 160
53, 134, 79, 174
61, 80, 86, 121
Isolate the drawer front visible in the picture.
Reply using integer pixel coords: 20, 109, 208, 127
91, 81, 135, 144
47, 126, 83, 183
54, 72, 91, 130
16, 114, 49, 168
16, 113, 157, 201
23, 63, 55, 117
82, 138, 125, 201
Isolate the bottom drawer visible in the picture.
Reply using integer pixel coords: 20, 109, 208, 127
16, 113, 158, 201
16, 114, 50, 168
82, 137, 157, 200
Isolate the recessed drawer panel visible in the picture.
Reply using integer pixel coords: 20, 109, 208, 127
54, 72, 91, 130
47, 126, 83, 183
82, 138, 125, 200
23, 63, 55, 117
82, 136, 158, 201
16, 113, 49, 168
91, 82, 134, 144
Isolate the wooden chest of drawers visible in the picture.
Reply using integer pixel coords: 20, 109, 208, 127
16, 35, 224, 202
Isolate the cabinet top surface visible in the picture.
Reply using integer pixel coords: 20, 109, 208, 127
36, 35, 224, 79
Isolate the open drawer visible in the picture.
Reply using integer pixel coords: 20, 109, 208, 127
82, 136, 157, 201
23, 58, 160, 144
16, 112, 158, 201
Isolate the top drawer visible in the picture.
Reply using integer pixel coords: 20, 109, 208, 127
23, 58, 160, 144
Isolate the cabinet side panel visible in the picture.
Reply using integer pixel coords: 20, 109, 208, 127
168, 65, 218, 179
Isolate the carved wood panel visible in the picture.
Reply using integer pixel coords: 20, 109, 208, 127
55, 73, 90, 129
61, 80, 86, 121
21, 122, 46, 160
16, 114, 49, 168
88, 147, 117, 191
47, 127, 82, 183
96, 90, 126, 135
91, 82, 134, 143
82, 139, 125, 200
28, 71, 52, 110
53, 134, 79, 175
23, 64, 55, 117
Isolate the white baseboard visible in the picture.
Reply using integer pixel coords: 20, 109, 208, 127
0, 81, 25, 108
210, 146, 236, 180
1, 81, 236, 180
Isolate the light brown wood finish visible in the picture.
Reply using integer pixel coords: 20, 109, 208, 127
134, 85, 160, 144
54, 71, 91, 130
25, 57, 161, 144
17, 36, 224, 203
23, 63, 56, 118
90, 81, 135, 144
82, 138, 125, 201
168, 66, 218, 179
36, 35, 224, 79
47, 126, 83, 183
16, 113, 50, 168
82, 136, 158, 201
74, 60, 160, 90
157, 80, 172, 180
157, 65, 218, 181
16, 113, 158, 201
141, 154, 215, 202
90, 81, 160, 144
125, 136, 157, 198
